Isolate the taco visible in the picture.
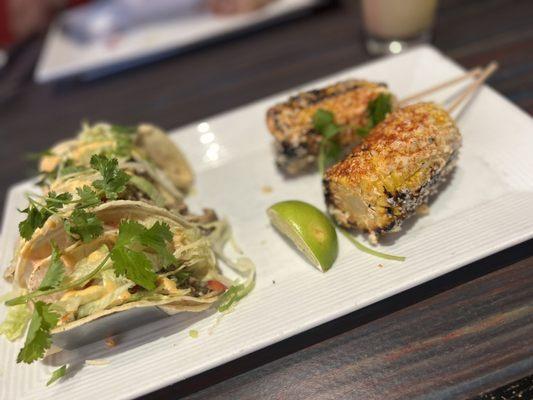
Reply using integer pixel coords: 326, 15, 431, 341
38, 123, 193, 208
5, 200, 232, 358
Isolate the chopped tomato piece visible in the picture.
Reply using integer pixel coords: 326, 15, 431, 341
207, 280, 227, 292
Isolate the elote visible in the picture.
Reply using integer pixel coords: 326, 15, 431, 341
266, 79, 395, 175
324, 102, 461, 241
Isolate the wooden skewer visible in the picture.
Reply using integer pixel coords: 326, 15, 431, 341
446, 61, 498, 113
399, 66, 482, 106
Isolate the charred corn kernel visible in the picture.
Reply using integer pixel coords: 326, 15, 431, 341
266, 80, 395, 175
324, 103, 461, 241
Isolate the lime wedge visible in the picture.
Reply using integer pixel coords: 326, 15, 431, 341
267, 200, 338, 272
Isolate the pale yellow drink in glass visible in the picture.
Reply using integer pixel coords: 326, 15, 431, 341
361, 0, 438, 55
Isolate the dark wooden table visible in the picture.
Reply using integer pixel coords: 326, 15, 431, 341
1, 0, 532, 398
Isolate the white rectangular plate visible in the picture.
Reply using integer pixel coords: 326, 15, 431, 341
2, 46, 533, 400
35, 0, 321, 83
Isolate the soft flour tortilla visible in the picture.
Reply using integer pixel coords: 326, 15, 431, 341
51, 293, 220, 334
135, 124, 194, 192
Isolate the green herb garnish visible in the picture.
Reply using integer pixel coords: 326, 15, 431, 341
46, 365, 67, 386
218, 280, 255, 312
18, 206, 48, 241
356, 93, 393, 137
111, 220, 177, 290
318, 140, 342, 176
75, 186, 102, 209
17, 301, 59, 364
313, 109, 341, 139
340, 229, 405, 261
18, 192, 73, 240
19, 155, 129, 241
64, 209, 103, 243
90, 154, 130, 200
312, 109, 343, 175
38, 244, 65, 291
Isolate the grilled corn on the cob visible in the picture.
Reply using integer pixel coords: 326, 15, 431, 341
266, 80, 395, 175
324, 102, 461, 241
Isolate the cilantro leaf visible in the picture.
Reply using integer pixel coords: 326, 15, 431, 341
313, 109, 334, 132
45, 192, 73, 212
139, 222, 179, 267
142, 221, 173, 242
110, 220, 176, 290
90, 155, 130, 200
19, 206, 47, 240
115, 220, 145, 247
18, 192, 73, 241
323, 123, 340, 139
64, 209, 103, 243
356, 93, 393, 138
318, 140, 342, 175
39, 244, 65, 291
313, 109, 341, 138
76, 186, 101, 209
118, 220, 176, 265
313, 109, 343, 174
17, 301, 59, 364
111, 246, 157, 291
368, 93, 393, 126
47, 365, 67, 386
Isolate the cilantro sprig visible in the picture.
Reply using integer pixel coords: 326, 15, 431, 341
64, 209, 103, 243
90, 154, 130, 200
18, 154, 130, 241
76, 186, 101, 208
312, 94, 393, 174
356, 93, 393, 137
16, 301, 59, 364
18, 192, 73, 240
18, 206, 48, 241
312, 109, 343, 175
38, 244, 66, 291
111, 221, 178, 290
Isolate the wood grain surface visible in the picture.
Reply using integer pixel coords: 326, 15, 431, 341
0, 0, 531, 399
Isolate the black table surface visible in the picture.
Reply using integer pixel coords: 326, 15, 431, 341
0, 0, 532, 399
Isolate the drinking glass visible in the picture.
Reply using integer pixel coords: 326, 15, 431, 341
361, 0, 439, 55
